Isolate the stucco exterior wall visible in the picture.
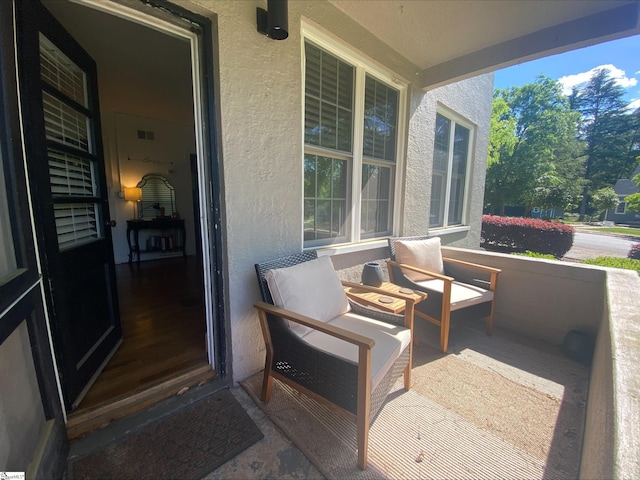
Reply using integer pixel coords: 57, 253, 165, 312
404, 75, 493, 248
189, 0, 492, 382
441, 247, 605, 343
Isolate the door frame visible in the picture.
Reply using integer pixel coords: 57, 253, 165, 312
76, 0, 227, 374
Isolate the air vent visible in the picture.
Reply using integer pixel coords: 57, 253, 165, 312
137, 130, 155, 141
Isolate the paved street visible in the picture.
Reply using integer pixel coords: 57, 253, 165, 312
564, 231, 637, 261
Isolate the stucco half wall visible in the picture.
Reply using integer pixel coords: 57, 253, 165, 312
440, 247, 640, 479
190, 0, 493, 382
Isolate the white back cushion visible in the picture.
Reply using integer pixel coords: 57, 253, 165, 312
265, 255, 350, 337
394, 237, 444, 282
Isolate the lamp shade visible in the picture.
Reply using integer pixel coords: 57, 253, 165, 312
124, 187, 142, 201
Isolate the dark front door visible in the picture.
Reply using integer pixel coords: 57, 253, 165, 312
16, 0, 122, 410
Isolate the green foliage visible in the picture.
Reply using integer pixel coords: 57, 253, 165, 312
583, 257, 640, 275
626, 192, 640, 213
590, 187, 619, 220
624, 157, 640, 213
485, 76, 583, 215
512, 251, 556, 259
488, 96, 516, 166
571, 70, 640, 219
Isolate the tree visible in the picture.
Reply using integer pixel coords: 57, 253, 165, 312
570, 69, 640, 220
624, 158, 640, 212
590, 187, 619, 222
485, 76, 583, 215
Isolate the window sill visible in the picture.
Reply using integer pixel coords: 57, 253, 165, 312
312, 239, 389, 257
428, 225, 471, 236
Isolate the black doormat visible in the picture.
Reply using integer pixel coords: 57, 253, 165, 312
69, 389, 263, 479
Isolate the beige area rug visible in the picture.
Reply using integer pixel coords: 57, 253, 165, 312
241, 324, 589, 480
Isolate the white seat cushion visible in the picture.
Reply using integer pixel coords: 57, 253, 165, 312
301, 312, 411, 390
414, 279, 494, 311
265, 255, 350, 336
394, 237, 444, 282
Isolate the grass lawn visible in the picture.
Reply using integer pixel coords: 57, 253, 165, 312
582, 226, 640, 239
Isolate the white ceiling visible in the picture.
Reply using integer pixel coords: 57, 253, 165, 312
329, 0, 640, 88
43, 0, 640, 94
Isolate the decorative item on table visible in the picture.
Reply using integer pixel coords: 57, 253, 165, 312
361, 262, 384, 287
152, 202, 165, 218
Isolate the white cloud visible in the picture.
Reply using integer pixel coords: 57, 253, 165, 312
626, 98, 640, 111
558, 64, 638, 95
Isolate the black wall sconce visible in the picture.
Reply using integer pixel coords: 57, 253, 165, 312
257, 0, 288, 40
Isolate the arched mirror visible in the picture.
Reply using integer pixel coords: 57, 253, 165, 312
136, 174, 176, 219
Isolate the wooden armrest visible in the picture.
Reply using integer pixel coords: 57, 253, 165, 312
253, 302, 374, 349
386, 259, 454, 283
442, 257, 502, 274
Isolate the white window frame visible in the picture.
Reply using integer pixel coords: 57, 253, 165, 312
615, 197, 627, 214
429, 107, 474, 230
302, 25, 407, 248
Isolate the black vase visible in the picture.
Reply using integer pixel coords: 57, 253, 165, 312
361, 262, 384, 287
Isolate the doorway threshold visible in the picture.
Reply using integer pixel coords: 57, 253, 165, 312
66, 363, 216, 440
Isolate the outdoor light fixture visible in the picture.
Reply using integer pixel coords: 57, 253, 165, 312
124, 187, 142, 219
257, 0, 288, 40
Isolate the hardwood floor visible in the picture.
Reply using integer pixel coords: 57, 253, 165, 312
75, 256, 209, 411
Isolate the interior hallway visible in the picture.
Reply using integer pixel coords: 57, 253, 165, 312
75, 256, 209, 411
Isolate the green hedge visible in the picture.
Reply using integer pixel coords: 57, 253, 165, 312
583, 257, 640, 275
481, 215, 575, 258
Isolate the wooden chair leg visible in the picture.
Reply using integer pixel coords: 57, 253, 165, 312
357, 347, 372, 470
261, 370, 273, 403
440, 314, 450, 353
486, 300, 496, 336
357, 417, 369, 470
404, 301, 414, 390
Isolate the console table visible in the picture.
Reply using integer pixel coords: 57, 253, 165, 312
127, 218, 186, 265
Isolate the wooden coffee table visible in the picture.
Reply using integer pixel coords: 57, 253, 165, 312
343, 281, 426, 318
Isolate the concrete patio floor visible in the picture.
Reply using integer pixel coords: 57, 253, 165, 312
67, 318, 589, 480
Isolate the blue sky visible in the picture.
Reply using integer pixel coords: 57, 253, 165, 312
494, 35, 640, 111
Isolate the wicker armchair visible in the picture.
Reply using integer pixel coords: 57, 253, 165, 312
387, 236, 500, 353
254, 250, 416, 470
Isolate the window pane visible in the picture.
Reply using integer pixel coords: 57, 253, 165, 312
429, 174, 444, 228
304, 154, 348, 242
48, 149, 97, 197
42, 91, 90, 152
304, 42, 353, 153
363, 76, 398, 162
430, 113, 471, 228
447, 123, 469, 225
361, 164, 390, 237
430, 114, 450, 227
54, 203, 103, 251
40, 33, 87, 107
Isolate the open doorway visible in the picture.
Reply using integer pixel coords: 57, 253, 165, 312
37, 0, 220, 430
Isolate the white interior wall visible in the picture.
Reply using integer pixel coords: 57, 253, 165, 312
105, 112, 197, 264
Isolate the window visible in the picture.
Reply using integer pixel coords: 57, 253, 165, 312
303, 39, 402, 247
615, 199, 626, 214
429, 112, 473, 228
